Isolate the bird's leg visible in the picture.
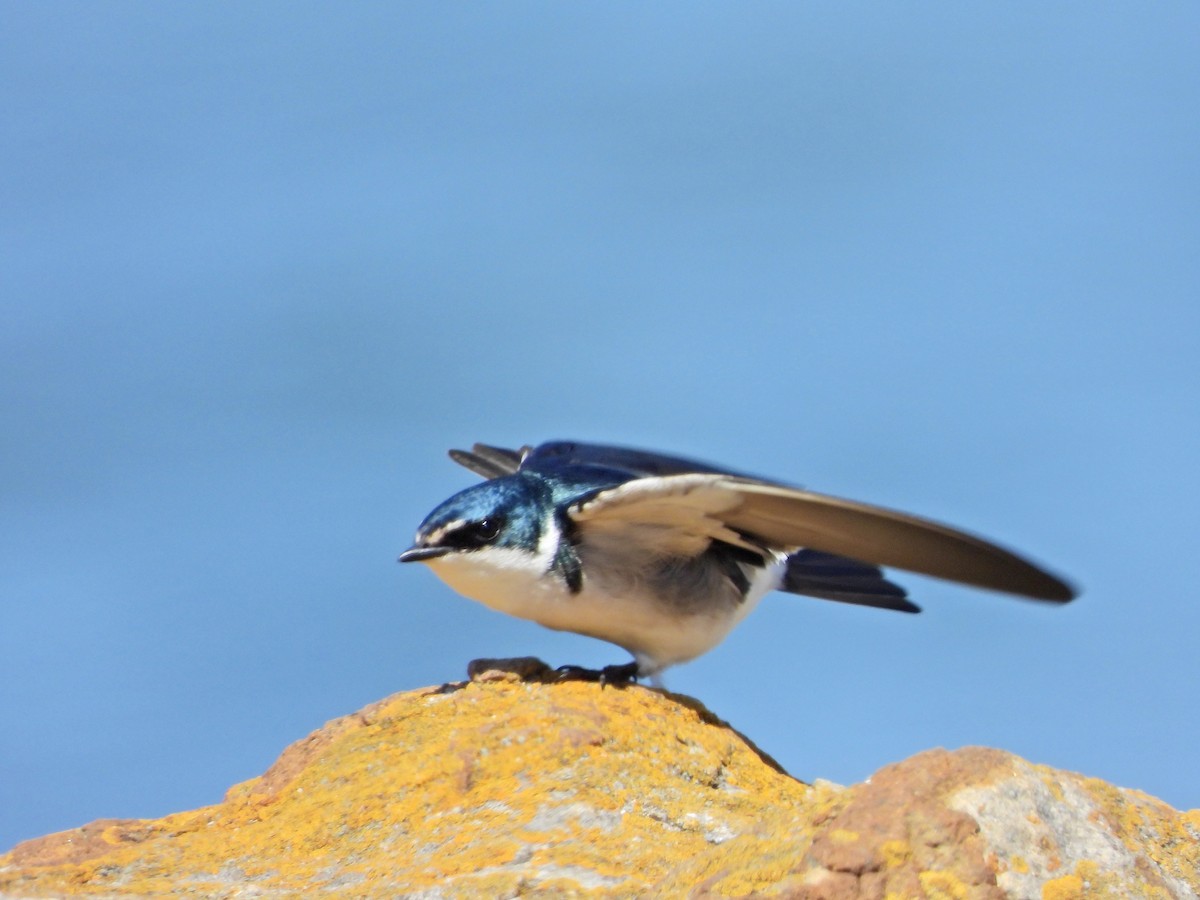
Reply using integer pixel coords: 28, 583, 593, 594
554, 661, 641, 687
599, 661, 640, 685
554, 664, 600, 681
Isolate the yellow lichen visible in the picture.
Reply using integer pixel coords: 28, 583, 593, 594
1042, 873, 1084, 900
918, 869, 971, 900
4, 680, 1197, 899
0, 680, 818, 898
880, 839, 911, 868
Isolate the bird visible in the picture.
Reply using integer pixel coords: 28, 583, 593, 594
399, 440, 1075, 684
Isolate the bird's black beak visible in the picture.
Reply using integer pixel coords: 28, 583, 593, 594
398, 545, 452, 563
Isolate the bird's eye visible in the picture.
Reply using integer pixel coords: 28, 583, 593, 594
440, 516, 505, 551
471, 517, 501, 542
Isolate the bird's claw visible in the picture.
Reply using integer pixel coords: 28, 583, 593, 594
554, 662, 640, 687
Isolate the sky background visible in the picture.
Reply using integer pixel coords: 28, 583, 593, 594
3, 4, 1198, 851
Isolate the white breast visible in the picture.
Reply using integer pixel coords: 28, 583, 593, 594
424, 545, 785, 676
426, 547, 568, 622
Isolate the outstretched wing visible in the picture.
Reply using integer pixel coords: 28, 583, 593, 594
568, 473, 1074, 602
721, 478, 1074, 601
448, 443, 526, 479
522, 440, 750, 478
782, 550, 917, 613
566, 473, 759, 558
449, 440, 753, 481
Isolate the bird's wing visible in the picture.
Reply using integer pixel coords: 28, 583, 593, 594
569, 473, 1074, 602
718, 478, 1074, 601
450, 439, 753, 481
566, 474, 761, 558
522, 440, 747, 478
782, 550, 919, 613
448, 443, 527, 479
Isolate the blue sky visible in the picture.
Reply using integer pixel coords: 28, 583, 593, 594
3, 4, 1198, 850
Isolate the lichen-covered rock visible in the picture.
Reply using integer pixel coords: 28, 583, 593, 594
2, 660, 1197, 898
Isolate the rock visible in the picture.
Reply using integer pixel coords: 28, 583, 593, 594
464, 655, 554, 683
2, 661, 1197, 898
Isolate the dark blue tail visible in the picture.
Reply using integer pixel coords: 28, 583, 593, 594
781, 550, 920, 613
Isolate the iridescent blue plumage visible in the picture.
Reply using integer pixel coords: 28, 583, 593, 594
411, 475, 550, 555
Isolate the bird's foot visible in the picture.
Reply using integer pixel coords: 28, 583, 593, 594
555, 662, 640, 687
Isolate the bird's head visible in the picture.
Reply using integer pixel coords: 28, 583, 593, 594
399, 474, 572, 614
399, 474, 550, 566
